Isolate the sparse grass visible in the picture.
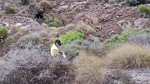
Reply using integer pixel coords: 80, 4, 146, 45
71, 52, 106, 84
104, 43, 150, 69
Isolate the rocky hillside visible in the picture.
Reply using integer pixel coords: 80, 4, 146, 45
1, 0, 150, 84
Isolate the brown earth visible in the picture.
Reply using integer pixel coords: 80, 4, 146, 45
0, 0, 150, 56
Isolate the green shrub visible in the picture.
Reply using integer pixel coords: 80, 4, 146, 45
17, 33, 41, 45
21, 0, 30, 5
0, 26, 8, 34
36, 14, 62, 27
104, 28, 150, 48
52, 29, 84, 46
4, 7, 16, 14
5, 36, 15, 44
0, 26, 8, 42
138, 5, 150, 18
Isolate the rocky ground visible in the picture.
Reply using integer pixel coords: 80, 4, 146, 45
1, 0, 150, 83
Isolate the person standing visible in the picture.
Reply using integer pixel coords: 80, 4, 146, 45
51, 39, 61, 56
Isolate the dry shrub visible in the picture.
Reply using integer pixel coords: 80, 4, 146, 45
128, 34, 150, 47
40, 30, 48, 37
9, 26, 19, 34
88, 43, 104, 55
77, 21, 95, 35
71, 52, 107, 84
104, 43, 150, 69
93, 17, 99, 25
40, 0, 51, 12
104, 70, 134, 84
0, 43, 74, 84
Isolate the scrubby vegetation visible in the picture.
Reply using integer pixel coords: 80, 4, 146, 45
71, 52, 105, 84
40, 0, 51, 12
21, 0, 30, 5
128, 34, 150, 46
0, 43, 73, 84
4, 7, 16, 14
1, 0, 150, 83
104, 43, 150, 69
36, 14, 62, 27
0, 26, 8, 42
52, 29, 84, 45
108, 0, 150, 6
104, 28, 150, 48
17, 33, 41, 46
138, 5, 150, 18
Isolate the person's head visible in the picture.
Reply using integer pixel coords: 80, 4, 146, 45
55, 39, 61, 46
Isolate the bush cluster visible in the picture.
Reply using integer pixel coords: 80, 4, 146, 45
104, 28, 150, 48
59, 35, 103, 58
138, 5, 150, 18
104, 43, 150, 69
72, 52, 105, 84
4, 7, 16, 14
128, 34, 150, 46
0, 43, 73, 84
36, 14, 62, 27
17, 33, 41, 46
52, 29, 84, 46
21, 0, 30, 5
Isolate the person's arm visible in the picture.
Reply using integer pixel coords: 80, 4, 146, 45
54, 50, 60, 55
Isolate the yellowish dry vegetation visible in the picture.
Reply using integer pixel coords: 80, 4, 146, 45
104, 43, 150, 69
71, 52, 106, 84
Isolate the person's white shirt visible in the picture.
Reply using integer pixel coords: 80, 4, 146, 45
51, 44, 59, 56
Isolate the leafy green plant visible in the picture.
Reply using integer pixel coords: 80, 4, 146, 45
138, 5, 150, 18
4, 7, 16, 14
52, 29, 84, 46
21, 0, 30, 5
104, 28, 150, 48
0, 26, 8, 34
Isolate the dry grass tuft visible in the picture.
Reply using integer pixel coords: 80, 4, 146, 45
104, 43, 150, 69
40, 0, 51, 12
71, 52, 107, 84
